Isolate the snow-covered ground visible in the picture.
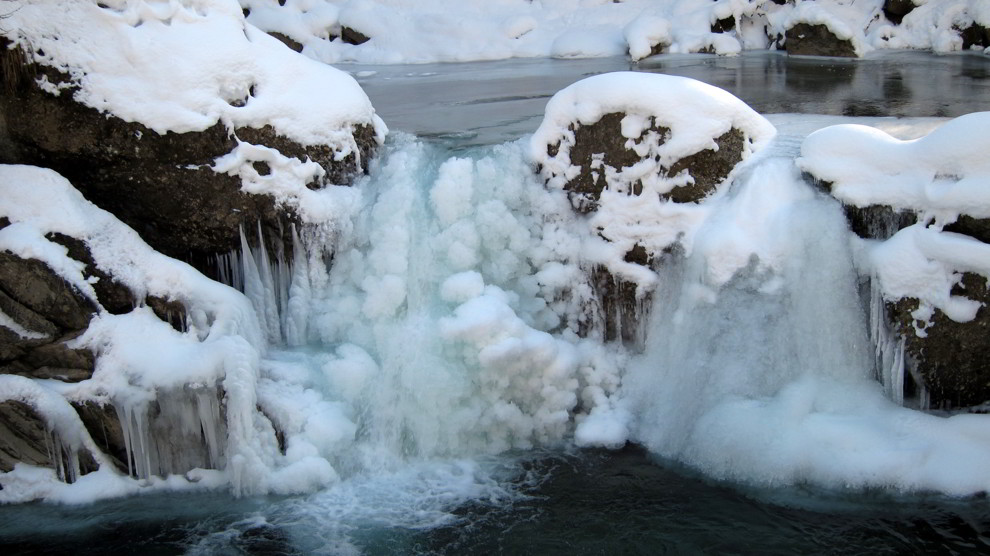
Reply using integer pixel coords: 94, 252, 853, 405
241, 0, 990, 64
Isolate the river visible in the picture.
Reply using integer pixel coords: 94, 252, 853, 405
2, 50, 990, 555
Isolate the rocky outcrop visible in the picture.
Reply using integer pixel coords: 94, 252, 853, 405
800, 114, 990, 409
532, 73, 774, 345
0, 41, 377, 271
785, 23, 857, 57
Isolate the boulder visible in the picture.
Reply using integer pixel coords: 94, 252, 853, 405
891, 273, 990, 408
785, 23, 857, 58
0, 40, 379, 272
799, 114, 990, 409
0, 45, 376, 266
531, 73, 774, 344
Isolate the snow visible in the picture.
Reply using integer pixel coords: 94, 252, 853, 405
232, 0, 990, 65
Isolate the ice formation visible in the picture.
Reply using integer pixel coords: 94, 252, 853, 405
4, 33, 990, 511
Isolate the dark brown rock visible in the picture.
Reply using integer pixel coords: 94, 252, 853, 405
0, 251, 96, 331
590, 266, 646, 345
842, 203, 917, 240
891, 273, 990, 408
665, 128, 745, 203
711, 16, 735, 34
341, 26, 371, 45
146, 295, 187, 332
46, 232, 135, 315
785, 23, 857, 58
883, 0, 916, 25
549, 112, 746, 212
20, 331, 94, 381
267, 32, 304, 53
0, 288, 59, 341
72, 400, 128, 474
0, 400, 98, 480
944, 214, 990, 245
959, 24, 990, 51
0, 400, 52, 472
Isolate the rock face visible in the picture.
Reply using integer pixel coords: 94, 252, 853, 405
0, 400, 97, 479
0, 41, 377, 269
785, 23, 857, 57
0, 250, 98, 383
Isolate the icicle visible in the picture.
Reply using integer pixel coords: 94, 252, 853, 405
195, 387, 226, 469
285, 224, 311, 346
253, 222, 284, 343
240, 225, 274, 344
869, 275, 906, 406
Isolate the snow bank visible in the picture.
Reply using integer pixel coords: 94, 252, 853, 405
798, 112, 990, 326
233, 0, 990, 65
1, 0, 385, 151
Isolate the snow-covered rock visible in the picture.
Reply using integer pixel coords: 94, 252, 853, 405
0, 165, 273, 498
799, 112, 990, 408
530, 72, 775, 343
0, 0, 385, 265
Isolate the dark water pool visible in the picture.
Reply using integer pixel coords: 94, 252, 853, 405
3, 447, 989, 555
